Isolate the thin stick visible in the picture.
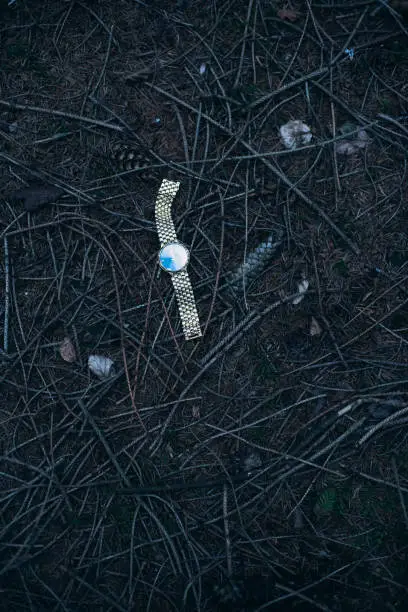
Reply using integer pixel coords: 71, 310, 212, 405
330, 96, 341, 193
223, 484, 232, 577
0, 151, 96, 205
150, 84, 360, 254
78, 400, 131, 487
92, 25, 114, 97
378, 113, 408, 139
330, 7, 368, 67
247, 67, 329, 110
274, 583, 332, 612
149, 291, 306, 455
3, 236, 10, 354
0, 99, 125, 133
77, 1, 119, 47
358, 470, 408, 495
111, 262, 146, 432
233, 0, 254, 88
391, 456, 408, 530
358, 404, 408, 446
321, 315, 347, 368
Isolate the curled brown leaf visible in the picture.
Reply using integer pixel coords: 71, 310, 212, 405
59, 337, 76, 363
277, 8, 299, 22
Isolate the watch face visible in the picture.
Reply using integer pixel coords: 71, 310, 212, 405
159, 242, 189, 272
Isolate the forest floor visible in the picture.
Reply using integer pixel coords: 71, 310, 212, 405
1, 1, 408, 611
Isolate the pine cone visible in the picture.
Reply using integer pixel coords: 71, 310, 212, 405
109, 143, 159, 180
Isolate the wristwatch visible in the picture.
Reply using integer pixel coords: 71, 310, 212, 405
155, 179, 202, 341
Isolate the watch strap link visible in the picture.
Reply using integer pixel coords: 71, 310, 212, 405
155, 179, 179, 247
155, 179, 202, 341
171, 270, 202, 340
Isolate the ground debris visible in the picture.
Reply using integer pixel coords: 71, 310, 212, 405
88, 355, 115, 379
1, 1, 408, 610
59, 337, 76, 363
11, 182, 64, 212
277, 8, 299, 22
0, 119, 17, 132
310, 316, 322, 336
279, 120, 312, 149
292, 278, 309, 305
334, 122, 370, 155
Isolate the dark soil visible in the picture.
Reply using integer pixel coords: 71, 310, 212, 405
1, 1, 408, 611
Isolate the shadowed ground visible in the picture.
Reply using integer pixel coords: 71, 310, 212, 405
1, 1, 408, 610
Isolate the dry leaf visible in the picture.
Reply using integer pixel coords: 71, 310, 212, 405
280, 120, 312, 150
310, 317, 322, 336
88, 355, 115, 379
0, 119, 17, 133
292, 279, 309, 305
334, 123, 370, 156
12, 182, 64, 212
59, 337, 76, 362
244, 452, 262, 473
277, 8, 298, 22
